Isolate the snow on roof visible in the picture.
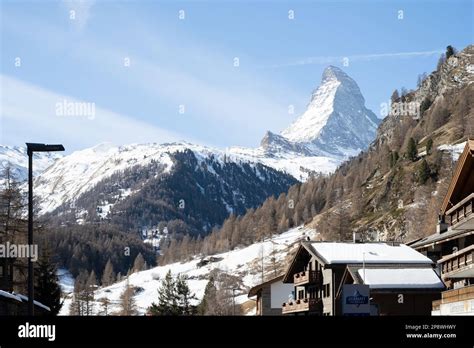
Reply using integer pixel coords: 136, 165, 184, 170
0, 290, 22, 302
14, 293, 51, 311
357, 268, 445, 289
308, 242, 433, 264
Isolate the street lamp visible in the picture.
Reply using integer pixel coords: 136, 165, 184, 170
26, 143, 64, 316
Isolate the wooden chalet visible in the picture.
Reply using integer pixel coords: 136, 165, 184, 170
248, 274, 293, 315
409, 140, 474, 315
282, 241, 443, 315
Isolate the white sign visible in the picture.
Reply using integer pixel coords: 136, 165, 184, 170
342, 284, 370, 316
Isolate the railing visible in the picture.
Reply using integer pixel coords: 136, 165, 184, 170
446, 193, 474, 228
293, 270, 321, 286
440, 245, 474, 277
432, 299, 441, 311
432, 284, 474, 311
282, 298, 322, 314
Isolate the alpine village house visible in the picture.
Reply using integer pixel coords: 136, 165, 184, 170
409, 140, 474, 315
249, 140, 473, 316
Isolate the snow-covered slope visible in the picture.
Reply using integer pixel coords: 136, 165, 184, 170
0, 145, 61, 181
34, 142, 188, 213
59, 226, 318, 315
33, 141, 297, 235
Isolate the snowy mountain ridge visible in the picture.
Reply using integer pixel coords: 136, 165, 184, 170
278, 65, 380, 156
0, 144, 62, 181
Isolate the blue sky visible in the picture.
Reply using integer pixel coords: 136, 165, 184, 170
1, 0, 472, 152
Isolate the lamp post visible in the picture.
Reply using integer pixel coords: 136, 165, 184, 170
26, 143, 64, 316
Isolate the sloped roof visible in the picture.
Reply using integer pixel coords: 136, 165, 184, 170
409, 228, 474, 249
306, 242, 433, 265
355, 268, 444, 289
248, 274, 284, 298
441, 139, 474, 215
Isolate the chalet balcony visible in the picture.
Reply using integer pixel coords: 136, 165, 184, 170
282, 298, 322, 315
439, 244, 474, 280
432, 284, 474, 311
293, 270, 321, 286
446, 193, 474, 231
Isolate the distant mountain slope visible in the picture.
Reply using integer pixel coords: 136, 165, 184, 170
38, 142, 297, 236
0, 145, 61, 181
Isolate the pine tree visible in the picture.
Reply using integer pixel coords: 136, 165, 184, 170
197, 276, 217, 315
176, 274, 196, 315
418, 159, 431, 184
446, 45, 455, 60
426, 138, 433, 155
390, 89, 399, 104
147, 270, 179, 315
406, 138, 417, 162
34, 251, 62, 315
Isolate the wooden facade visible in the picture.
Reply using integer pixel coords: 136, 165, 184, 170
248, 275, 293, 316
282, 243, 352, 315
409, 140, 474, 314
282, 242, 443, 316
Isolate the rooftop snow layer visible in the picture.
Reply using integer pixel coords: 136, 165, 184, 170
357, 268, 444, 289
308, 242, 433, 264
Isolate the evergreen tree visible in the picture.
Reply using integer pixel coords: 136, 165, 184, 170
418, 159, 431, 184
390, 89, 399, 104
176, 274, 196, 315
406, 137, 418, 162
446, 45, 455, 60
148, 270, 179, 315
426, 138, 433, 155
197, 276, 217, 315
34, 251, 62, 315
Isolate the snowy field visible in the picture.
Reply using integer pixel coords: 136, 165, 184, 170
59, 226, 317, 315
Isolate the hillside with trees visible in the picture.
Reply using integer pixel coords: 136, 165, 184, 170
159, 44, 474, 264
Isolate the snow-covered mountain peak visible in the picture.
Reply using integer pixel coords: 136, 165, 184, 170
321, 65, 349, 82
90, 142, 117, 154
277, 66, 379, 156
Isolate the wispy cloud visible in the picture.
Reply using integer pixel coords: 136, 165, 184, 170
266, 50, 444, 68
0, 75, 190, 151
1, 9, 305, 147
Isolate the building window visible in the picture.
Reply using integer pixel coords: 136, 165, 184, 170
298, 289, 304, 300
323, 284, 330, 298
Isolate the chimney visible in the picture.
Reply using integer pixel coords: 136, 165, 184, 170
436, 214, 448, 234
